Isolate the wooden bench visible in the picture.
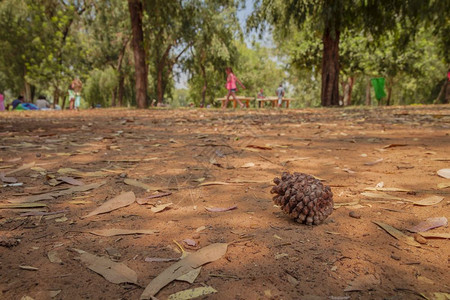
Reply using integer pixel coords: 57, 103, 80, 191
216, 96, 254, 108
257, 97, 295, 108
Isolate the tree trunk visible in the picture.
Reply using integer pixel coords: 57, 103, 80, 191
128, 0, 147, 108
111, 90, 116, 107
200, 64, 207, 107
53, 88, 60, 109
321, 26, 340, 106
386, 84, 392, 106
24, 81, 32, 102
157, 66, 164, 105
365, 80, 371, 106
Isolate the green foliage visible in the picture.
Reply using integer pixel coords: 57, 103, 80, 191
84, 67, 119, 107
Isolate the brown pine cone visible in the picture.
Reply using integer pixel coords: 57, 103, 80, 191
271, 172, 333, 225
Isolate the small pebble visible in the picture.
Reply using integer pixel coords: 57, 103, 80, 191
35, 153, 41, 158
119, 173, 127, 178
414, 233, 427, 244
192, 233, 201, 239
349, 211, 361, 219
391, 255, 401, 261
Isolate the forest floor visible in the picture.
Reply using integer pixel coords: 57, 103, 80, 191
0, 105, 449, 300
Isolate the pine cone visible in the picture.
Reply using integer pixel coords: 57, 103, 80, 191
271, 172, 333, 225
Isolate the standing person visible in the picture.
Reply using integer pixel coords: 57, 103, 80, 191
68, 84, 75, 110
276, 84, 285, 107
0, 93, 4, 111
72, 78, 82, 110
223, 67, 246, 109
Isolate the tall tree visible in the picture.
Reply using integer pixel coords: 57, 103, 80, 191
128, 0, 147, 108
250, 0, 435, 106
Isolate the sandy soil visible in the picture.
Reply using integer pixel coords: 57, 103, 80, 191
0, 105, 449, 300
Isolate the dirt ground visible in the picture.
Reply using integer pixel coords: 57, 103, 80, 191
0, 105, 449, 300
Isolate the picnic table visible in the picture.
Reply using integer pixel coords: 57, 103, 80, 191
216, 96, 254, 108
257, 97, 295, 108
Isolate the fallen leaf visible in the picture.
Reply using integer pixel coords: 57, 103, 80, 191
0, 203, 48, 209
342, 168, 356, 174
437, 182, 450, 189
198, 181, 232, 187
19, 265, 38, 271
82, 191, 135, 219
56, 176, 84, 186
151, 203, 173, 213
361, 192, 411, 202
49, 290, 61, 298
76, 250, 137, 284
205, 205, 237, 212
136, 192, 172, 204
383, 144, 407, 149
412, 196, 444, 206
418, 232, 450, 239
195, 226, 206, 233
240, 162, 255, 168
57, 168, 108, 177
183, 239, 197, 247
145, 257, 180, 262
9, 181, 105, 204
176, 267, 201, 283
407, 217, 448, 233
364, 187, 411, 192
48, 250, 63, 264
88, 228, 157, 237
246, 144, 272, 150
421, 292, 450, 300
55, 216, 68, 222
275, 253, 288, 259
364, 158, 384, 166
0, 173, 18, 183
437, 169, 450, 179
344, 274, 380, 292
168, 286, 217, 300
140, 243, 228, 299
373, 221, 421, 247
5, 162, 35, 175
286, 273, 299, 286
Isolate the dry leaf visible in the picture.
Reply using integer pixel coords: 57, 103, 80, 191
168, 286, 217, 300
373, 221, 421, 247
364, 158, 384, 166
205, 205, 237, 212
437, 182, 450, 189
421, 292, 450, 300
176, 267, 201, 283
145, 257, 180, 262
344, 274, 380, 292
407, 217, 448, 233
241, 162, 255, 168
88, 228, 157, 237
151, 203, 173, 213
198, 181, 231, 187
19, 265, 38, 271
5, 162, 35, 175
183, 239, 197, 247
195, 226, 206, 233
413, 196, 444, 206
383, 144, 407, 149
56, 176, 84, 186
76, 250, 137, 284
140, 243, 228, 299
418, 232, 450, 239
246, 144, 272, 150
361, 192, 411, 202
437, 169, 450, 179
136, 192, 172, 204
0, 173, 18, 183
0, 203, 48, 209
48, 250, 63, 264
82, 191, 135, 219
9, 181, 105, 204
364, 187, 411, 192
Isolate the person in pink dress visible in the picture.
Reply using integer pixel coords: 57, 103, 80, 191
223, 67, 246, 109
0, 94, 4, 111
